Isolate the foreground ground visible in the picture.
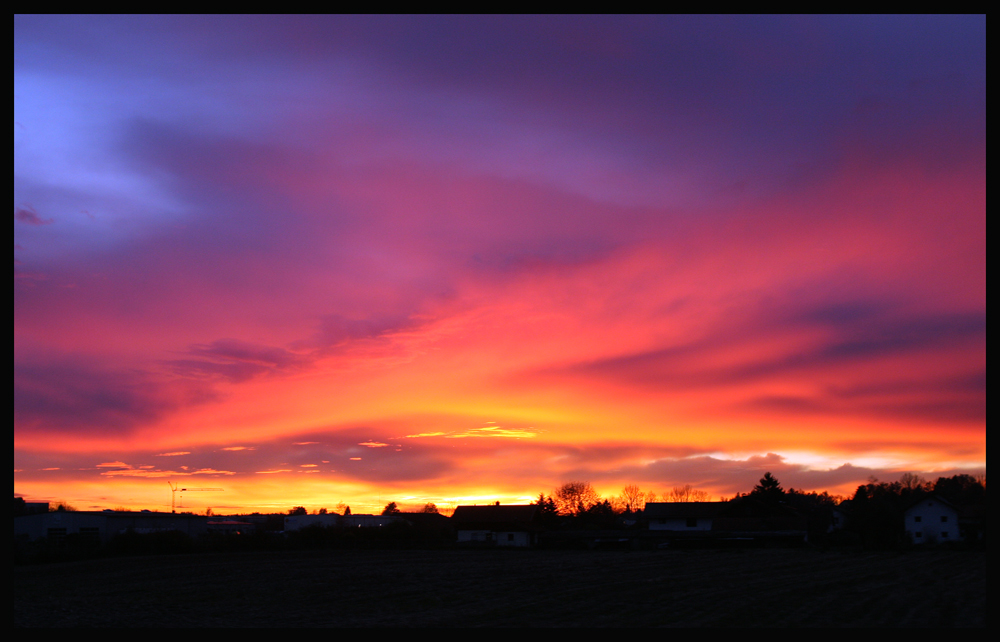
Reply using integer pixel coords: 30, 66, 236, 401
15, 548, 985, 627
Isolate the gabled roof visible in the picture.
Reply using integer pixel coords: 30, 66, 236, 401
904, 494, 959, 513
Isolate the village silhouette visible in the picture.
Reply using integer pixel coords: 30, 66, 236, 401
14, 472, 986, 627
15, 472, 986, 556
14, 472, 986, 562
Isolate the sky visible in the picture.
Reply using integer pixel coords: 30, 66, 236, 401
15, 15, 985, 515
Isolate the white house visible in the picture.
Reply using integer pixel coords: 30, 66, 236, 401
904, 496, 961, 544
452, 504, 538, 547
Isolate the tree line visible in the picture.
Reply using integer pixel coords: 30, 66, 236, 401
525, 471, 985, 541
291, 471, 984, 535
535, 481, 716, 520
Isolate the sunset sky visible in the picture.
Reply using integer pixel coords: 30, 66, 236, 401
15, 15, 985, 515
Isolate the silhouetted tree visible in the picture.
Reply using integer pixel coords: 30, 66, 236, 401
668, 484, 710, 502
785, 488, 840, 509
934, 474, 986, 506
288, 506, 307, 515
422, 503, 439, 514
899, 472, 931, 493
849, 479, 902, 548
784, 488, 842, 542
844, 473, 986, 549
616, 484, 646, 514
533, 493, 559, 527
554, 482, 599, 516
751, 472, 785, 503
582, 499, 618, 528
382, 502, 400, 515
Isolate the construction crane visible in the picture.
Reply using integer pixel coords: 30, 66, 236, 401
167, 481, 223, 512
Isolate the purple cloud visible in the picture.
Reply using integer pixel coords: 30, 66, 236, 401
15, 206, 52, 226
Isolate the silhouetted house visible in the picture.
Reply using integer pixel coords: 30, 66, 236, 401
14, 498, 49, 516
646, 502, 721, 531
829, 505, 849, 532
957, 504, 986, 543
452, 504, 538, 547
643, 498, 807, 546
397, 511, 453, 541
207, 518, 256, 535
284, 513, 341, 531
340, 513, 406, 528
283, 513, 406, 531
905, 495, 962, 544
14, 510, 208, 543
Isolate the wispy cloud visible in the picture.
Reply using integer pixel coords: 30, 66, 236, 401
171, 339, 310, 382
445, 426, 538, 439
98, 463, 235, 477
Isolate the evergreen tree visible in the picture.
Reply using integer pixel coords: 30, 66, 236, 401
751, 472, 785, 503
534, 493, 559, 527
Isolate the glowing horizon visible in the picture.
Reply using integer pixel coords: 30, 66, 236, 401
15, 16, 985, 514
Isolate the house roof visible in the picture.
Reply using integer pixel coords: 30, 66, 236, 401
644, 498, 807, 532
397, 512, 453, 530
451, 504, 537, 529
643, 502, 726, 519
904, 494, 959, 513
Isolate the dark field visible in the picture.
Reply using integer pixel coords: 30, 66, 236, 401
15, 548, 985, 627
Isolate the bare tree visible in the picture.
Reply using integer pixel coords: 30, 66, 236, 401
617, 484, 647, 513
554, 482, 600, 516
667, 484, 710, 503
899, 472, 929, 492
